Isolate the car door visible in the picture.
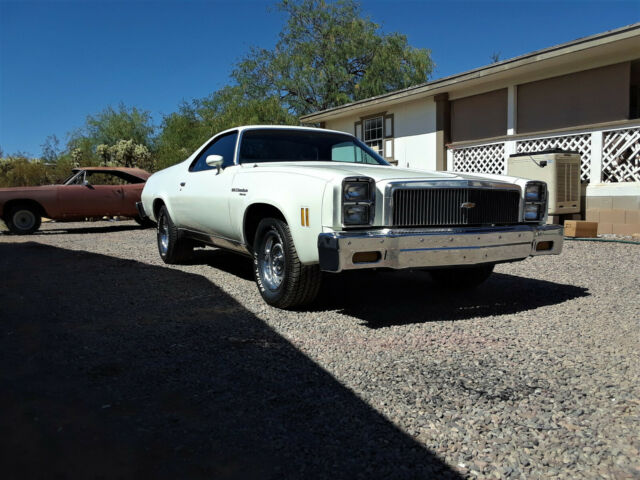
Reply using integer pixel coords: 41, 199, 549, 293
172, 131, 239, 239
57, 171, 124, 218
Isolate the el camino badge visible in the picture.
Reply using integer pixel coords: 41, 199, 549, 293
460, 202, 476, 209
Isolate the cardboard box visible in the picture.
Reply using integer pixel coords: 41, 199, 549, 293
598, 222, 613, 234
598, 209, 626, 224
612, 223, 640, 236
564, 220, 598, 238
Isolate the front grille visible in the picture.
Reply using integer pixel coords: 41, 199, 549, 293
391, 188, 520, 227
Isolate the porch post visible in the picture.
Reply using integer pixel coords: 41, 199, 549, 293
590, 131, 603, 184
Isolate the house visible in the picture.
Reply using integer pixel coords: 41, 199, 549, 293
300, 23, 640, 235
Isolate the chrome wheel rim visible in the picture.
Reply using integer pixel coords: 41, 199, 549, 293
13, 210, 36, 231
158, 214, 169, 255
260, 229, 285, 290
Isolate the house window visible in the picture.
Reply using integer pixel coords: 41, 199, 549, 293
355, 113, 395, 163
363, 116, 384, 154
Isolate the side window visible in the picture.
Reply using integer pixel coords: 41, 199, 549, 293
190, 131, 238, 172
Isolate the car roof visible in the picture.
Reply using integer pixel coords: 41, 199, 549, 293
216, 125, 353, 137
74, 166, 151, 180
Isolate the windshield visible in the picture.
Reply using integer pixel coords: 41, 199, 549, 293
239, 129, 389, 165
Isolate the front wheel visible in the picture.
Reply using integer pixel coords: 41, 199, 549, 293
429, 264, 495, 289
156, 206, 193, 264
253, 218, 321, 309
6, 205, 41, 235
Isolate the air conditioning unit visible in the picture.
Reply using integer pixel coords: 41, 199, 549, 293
508, 149, 581, 215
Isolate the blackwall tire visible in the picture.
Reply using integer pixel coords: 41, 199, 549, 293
253, 217, 321, 309
6, 206, 41, 235
156, 206, 193, 264
430, 264, 495, 289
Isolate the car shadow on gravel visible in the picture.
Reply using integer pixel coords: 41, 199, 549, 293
0, 242, 462, 480
314, 269, 590, 328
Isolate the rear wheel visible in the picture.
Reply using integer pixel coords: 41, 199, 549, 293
430, 264, 495, 289
253, 217, 321, 309
6, 205, 41, 235
156, 206, 193, 264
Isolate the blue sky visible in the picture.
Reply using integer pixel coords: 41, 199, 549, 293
1, 0, 638, 156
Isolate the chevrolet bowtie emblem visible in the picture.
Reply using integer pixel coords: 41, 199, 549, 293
460, 202, 476, 209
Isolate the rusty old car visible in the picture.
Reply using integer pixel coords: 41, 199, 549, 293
0, 166, 151, 234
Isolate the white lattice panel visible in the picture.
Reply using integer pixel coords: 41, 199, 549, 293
516, 133, 591, 182
452, 143, 505, 175
602, 127, 640, 183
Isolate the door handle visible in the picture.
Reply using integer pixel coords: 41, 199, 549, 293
180, 182, 186, 187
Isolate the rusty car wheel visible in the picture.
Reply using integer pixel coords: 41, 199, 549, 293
6, 205, 41, 235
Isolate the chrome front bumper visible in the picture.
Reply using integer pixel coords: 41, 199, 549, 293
317, 225, 563, 273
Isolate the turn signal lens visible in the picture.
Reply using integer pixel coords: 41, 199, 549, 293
536, 241, 553, 251
353, 251, 381, 263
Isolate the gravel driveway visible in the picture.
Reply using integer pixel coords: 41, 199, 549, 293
1, 221, 638, 479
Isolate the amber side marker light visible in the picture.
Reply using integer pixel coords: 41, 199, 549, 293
352, 251, 381, 264
536, 241, 553, 251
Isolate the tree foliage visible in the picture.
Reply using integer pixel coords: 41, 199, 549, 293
2, 0, 434, 184
154, 86, 296, 169
233, 0, 433, 116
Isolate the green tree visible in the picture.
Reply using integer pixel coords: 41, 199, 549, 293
96, 140, 154, 171
154, 86, 296, 169
232, 0, 433, 116
66, 103, 155, 165
41, 134, 61, 163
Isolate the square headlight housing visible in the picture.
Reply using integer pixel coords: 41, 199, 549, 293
342, 177, 375, 227
523, 181, 547, 223
525, 183, 543, 202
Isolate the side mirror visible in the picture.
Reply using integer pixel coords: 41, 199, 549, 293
82, 179, 90, 186
206, 154, 224, 173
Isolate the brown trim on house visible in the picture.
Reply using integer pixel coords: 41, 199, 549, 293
446, 118, 640, 149
434, 93, 450, 171
300, 23, 640, 123
384, 113, 394, 138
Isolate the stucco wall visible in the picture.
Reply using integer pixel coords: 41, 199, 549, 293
324, 98, 438, 170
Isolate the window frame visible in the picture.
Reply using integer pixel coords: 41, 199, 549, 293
355, 112, 395, 163
236, 128, 389, 166
189, 130, 239, 173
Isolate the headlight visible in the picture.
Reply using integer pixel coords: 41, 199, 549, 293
343, 182, 370, 202
524, 204, 541, 221
342, 177, 375, 226
523, 181, 547, 223
525, 184, 543, 202
343, 205, 370, 225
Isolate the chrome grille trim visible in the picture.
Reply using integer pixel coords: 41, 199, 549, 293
385, 181, 521, 227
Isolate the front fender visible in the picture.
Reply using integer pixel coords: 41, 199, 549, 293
234, 171, 329, 264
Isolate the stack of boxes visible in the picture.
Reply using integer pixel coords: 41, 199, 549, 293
586, 197, 640, 236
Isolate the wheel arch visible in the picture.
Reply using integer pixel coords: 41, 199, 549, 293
2, 199, 48, 220
243, 202, 287, 252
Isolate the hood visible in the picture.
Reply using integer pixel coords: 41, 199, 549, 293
238, 162, 517, 185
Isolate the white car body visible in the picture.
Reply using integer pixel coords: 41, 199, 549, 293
139, 125, 563, 307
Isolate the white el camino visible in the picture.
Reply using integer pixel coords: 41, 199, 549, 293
138, 126, 563, 308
